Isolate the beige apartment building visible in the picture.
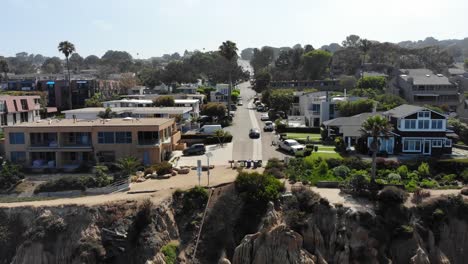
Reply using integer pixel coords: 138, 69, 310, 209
3, 117, 181, 170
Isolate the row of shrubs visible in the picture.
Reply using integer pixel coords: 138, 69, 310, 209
143, 161, 173, 176
280, 155, 468, 191
34, 175, 99, 193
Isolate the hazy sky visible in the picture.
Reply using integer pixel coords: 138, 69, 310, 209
2, 0, 467, 58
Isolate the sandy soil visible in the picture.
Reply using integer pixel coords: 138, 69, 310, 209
0, 166, 263, 208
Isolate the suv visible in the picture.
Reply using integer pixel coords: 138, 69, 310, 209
183, 144, 206, 155
278, 139, 305, 154
263, 121, 275, 132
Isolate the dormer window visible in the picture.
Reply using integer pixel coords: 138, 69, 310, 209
417, 111, 430, 119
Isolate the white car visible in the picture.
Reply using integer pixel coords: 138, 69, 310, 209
260, 113, 269, 121
264, 121, 275, 132
278, 139, 305, 154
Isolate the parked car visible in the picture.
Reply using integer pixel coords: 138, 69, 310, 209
256, 104, 265, 112
263, 121, 275, 132
183, 144, 206, 155
237, 101, 243, 106
230, 104, 237, 111
197, 125, 223, 135
278, 139, 305, 153
260, 113, 269, 121
198, 115, 213, 123
249, 128, 260, 139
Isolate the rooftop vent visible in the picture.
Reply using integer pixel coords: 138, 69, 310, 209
437, 74, 444, 77
426, 74, 431, 77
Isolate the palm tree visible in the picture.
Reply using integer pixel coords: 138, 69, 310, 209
0, 59, 9, 82
219, 41, 238, 114
115, 156, 140, 181
360, 115, 393, 182
58, 41, 76, 110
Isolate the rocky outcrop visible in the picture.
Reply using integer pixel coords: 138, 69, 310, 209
232, 225, 316, 264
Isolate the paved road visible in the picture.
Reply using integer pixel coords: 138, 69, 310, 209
227, 82, 287, 162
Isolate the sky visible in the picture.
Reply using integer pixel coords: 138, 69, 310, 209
1, 0, 467, 59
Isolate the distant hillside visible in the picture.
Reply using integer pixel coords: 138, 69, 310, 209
241, 37, 468, 62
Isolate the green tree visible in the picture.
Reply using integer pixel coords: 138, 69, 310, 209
115, 156, 140, 181
361, 115, 393, 182
342, 35, 361, 48
302, 50, 332, 80
337, 99, 375, 117
219, 40, 239, 114
98, 107, 117, 119
213, 129, 231, 146
359, 39, 372, 65
0, 161, 24, 190
269, 89, 294, 113
235, 171, 284, 209
356, 76, 386, 90
41, 57, 63, 74
84, 93, 103, 107
69, 53, 84, 72
417, 162, 430, 178
153, 95, 175, 107
0, 59, 9, 81
464, 59, 468, 69
253, 69, 271, 93
58, 41, 76, 110
201, 102, 227, 120
375, 94, 407, 110
83, 55, 100, 68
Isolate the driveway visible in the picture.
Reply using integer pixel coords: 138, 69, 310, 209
173, 143, 233, 167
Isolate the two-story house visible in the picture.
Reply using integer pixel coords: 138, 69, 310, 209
396, 69, 460, 111
324, 104, 453, 156
295, 91, 365, 127
385, 104, 452, 156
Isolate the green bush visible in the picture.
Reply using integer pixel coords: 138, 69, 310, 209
420, 179, 439, 189
418, 162, 430, 178
34, 176, 97, 193
265, 158, 285, 170
405, 180, 419, 192
378, 186, 408, 205
295, 151, 305, 158
387, 173, 402, 184
396, 165, 409, 179
180, 186, 209, 211
333, 165, 351, 178
161, 241, 179, 264
235, 171, 284, 206
460, 169, 468, 183
264, 167, 286, 179
441, 174, 457, 183
152, 161, 173, 176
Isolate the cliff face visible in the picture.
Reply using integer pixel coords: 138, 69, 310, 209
232, 193, 468, 264
0, 188, 466, 264
0, 201, 180, 264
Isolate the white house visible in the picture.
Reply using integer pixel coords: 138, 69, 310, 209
62, 107, 193, 120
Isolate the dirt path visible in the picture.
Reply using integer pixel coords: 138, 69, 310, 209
0, 166, 263, 208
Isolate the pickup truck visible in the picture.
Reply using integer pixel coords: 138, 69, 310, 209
278, 139, 305, 154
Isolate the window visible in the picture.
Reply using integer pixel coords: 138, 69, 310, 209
418, 111, 430, 119
418, 120, 430, 129
116, 132, 132, 144
311, 104, 320, 113
432, 140, 443, 148
403, 139, 422, 152
445, 139, 452, 147
10, 152, 26, 163
9, 133, 25, 144
97, 151, 116, 162
20, 99, 28, 110
431, 120, 443, 129
98, 132, 115, 144
404, 120, 416, 129
138, 131, 159, 145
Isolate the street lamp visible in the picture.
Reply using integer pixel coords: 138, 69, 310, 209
205, 152, 213, 186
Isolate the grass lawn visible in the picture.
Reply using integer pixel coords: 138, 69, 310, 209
307, 151, 342, 160
286, 133, 321, 141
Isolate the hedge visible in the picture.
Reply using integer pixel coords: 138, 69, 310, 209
276, 126, 321, 133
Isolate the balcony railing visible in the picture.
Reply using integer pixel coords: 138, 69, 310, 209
138, 139, 160, 146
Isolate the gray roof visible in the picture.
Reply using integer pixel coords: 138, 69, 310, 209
383, 104, 426, 118
399, 69, 453, 86
322, 112, 380, 127
448, 68, 466, 75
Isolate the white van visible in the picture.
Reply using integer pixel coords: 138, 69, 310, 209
197, 125, 223, 135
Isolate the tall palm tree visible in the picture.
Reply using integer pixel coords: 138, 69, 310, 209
219, 41, 238, 114
58, 41, 76, 110
361, 115, 393, 182
0, 59, 9, 82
